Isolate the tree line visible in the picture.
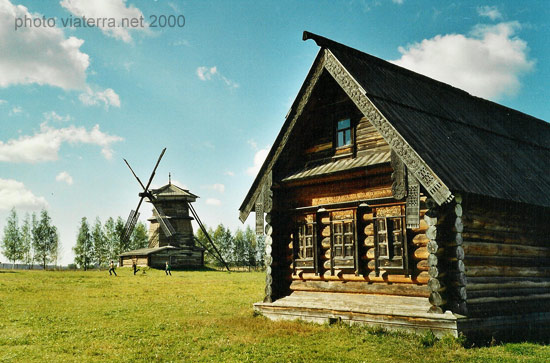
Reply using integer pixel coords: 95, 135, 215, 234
72, 216, 148, 270
196, 224, 265, 270
1, 208, 60, 269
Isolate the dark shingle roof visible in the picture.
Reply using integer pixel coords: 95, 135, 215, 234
305, 32, 550, 208
239, 32, 550, 221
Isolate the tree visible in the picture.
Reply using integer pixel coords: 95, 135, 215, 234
243, 225, 258, 270
92, 217, 108, 268
32, 209, 58, 269
49, 226, 60, 268
1, 208, 23, 268
104, 217, 118, 261
115, 216, 128, 254
73, 217, 93, 270
213, 224, 234, 267
20, 213, 33, 267
130, 221, 149, 250
233, 228, 247, 268
196, 224, 233, 268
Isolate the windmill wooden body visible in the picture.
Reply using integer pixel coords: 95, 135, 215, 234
118, 148, 227, 269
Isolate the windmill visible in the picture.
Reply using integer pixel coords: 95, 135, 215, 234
121, 148, 229, 271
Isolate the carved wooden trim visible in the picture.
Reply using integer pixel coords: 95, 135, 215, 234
239, 51, 328, 222
390, 150, 406, 200
323, 50, 454, 206
405, 173, 420, 229
255, 198, 264, 235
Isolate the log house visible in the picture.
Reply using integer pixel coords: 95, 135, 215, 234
239, 32, 550, 340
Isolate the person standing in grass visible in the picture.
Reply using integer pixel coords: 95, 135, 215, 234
165, 261, 172, 276
132, 261, 140, 275
108, 260, 117, 276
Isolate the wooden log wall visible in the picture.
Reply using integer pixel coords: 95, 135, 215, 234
356, 116, 390, 157
265, 187, 294, 302
421, 198, 450, 314
447, 195, 550, 318
288, 196, 432, 299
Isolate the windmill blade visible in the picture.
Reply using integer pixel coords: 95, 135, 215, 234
187, 202, 230, 271
152, 204, 175, 237
122, 193, 147, 242
143, 148, 166, 193
194, 237, 228, 268
124, 158, 146, 190
122, 209, 140, 243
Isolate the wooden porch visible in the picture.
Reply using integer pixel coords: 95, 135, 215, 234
254, 291, 460, 337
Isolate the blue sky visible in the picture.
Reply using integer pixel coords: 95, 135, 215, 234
1, 0, 548, 265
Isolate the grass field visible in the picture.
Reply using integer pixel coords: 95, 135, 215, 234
1, 268, 549, 362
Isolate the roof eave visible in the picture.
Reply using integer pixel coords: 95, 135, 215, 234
238, 48, 329, 222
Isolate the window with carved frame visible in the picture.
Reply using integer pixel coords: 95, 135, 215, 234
292, 219, 316, 271
373, 206, 408, 272
336, 118, 352, 148
298, 223, 314, 260
332, 220, 354, 259
329, 209, 357, 270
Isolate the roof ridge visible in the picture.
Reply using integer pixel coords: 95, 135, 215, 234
303, 31, 550, 135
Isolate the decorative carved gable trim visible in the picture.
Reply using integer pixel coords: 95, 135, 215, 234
390, 150, 407, 200
239, 51, 327, 222
406, 173, 421, 229
323, 50, 454, 206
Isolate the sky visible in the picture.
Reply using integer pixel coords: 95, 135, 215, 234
0, 0, 549, 265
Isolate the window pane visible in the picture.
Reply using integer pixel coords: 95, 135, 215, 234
392, 218, 401, 230
377, 219, 386, 230
394, 245, 402, 257
337, 132, 344, 147
379, 245, 387, 257
335, 246, 342, 257
337, 118, 350, 130
344, 223, 352, 234
344, 130, 351, 145
345, 246, 352, 257
334, 223, 342, 234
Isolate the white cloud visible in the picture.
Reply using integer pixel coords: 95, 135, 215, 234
392, 22, 534, 100
171, 39, 189, 47
221, 75, 239, 89
43, 111, 72, 123
55, 171, 73, 185
0, 123, 123, 163
197, 66, 217, 81
0, 178, 48, 210
79, 87, 121, 108
196, 65, 239, 89
206, 183, 225, 193
246, 147, 269, 176
392, 0, 404, 4
205, 198, 221, 206
60, 0, 148, 43
0, 0, 89, 90
477, 5, 502, 21
247, 139, 258, 150
224, 170, 235, 177
9, 106, 22, 115
0, 99, 7, 105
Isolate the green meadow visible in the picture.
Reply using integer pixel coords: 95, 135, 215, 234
0, 269, 549, 362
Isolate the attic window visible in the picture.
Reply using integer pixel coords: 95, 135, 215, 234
336, 118, 352, 148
